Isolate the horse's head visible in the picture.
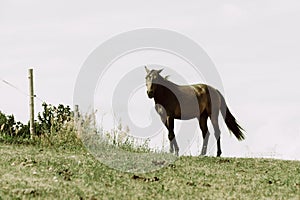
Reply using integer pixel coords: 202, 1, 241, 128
145, 66, 163, 98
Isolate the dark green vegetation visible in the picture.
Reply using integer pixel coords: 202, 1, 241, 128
0, 106, 299, 199
0, 103, 73, 141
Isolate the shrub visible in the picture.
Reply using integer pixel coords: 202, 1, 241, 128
0, 103, 151, 153
37, 103, 73, 135
0, 111, 30, 138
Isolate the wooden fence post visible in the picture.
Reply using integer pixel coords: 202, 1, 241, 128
29, 68, 35, 139
74, 105, 79, 122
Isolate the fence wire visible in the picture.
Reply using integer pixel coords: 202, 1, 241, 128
1, 77, 45, 103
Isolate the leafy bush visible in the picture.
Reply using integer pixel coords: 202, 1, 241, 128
0, 103, 150, 153
0, 111, 29, 138
37, 103, 72, 135
0, 103, 78, 148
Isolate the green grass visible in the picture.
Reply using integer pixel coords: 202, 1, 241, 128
0, 143, 299, 199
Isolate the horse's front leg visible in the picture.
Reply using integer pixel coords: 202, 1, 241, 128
155, 104, 179, 156
166, 116, 179, 156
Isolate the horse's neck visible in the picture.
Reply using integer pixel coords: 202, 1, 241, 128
154, 78, 178, 105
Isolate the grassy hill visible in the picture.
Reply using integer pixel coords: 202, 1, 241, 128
0, 143, 299, 199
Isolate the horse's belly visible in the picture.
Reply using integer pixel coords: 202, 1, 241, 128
174, 106, 201, 120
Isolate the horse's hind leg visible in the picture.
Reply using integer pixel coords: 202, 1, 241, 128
199, 111, 210, 156
210, 115, 222, 157
166, 116, 179, 156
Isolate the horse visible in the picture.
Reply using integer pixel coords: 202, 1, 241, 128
144, 66, 245, 157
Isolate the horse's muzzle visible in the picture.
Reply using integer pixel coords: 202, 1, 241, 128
147, 91, 154, 98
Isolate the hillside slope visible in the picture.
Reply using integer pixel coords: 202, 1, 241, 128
0, 144, 299, 199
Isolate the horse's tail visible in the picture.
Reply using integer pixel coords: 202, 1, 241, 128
217, 90, 245, 140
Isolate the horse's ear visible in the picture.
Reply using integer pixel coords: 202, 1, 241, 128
157, 68, 163, 74
145, 66, 150, 73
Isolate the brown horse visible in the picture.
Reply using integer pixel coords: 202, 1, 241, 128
145, 66, 244, 157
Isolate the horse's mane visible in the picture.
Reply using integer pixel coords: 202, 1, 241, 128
164, 75, 170, 80
157, 74, 179, 88
157, 73, 171, 82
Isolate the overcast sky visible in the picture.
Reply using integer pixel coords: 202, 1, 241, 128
1, 0, 300, 160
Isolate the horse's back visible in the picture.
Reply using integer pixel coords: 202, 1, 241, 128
188, 83, 221, 116
172, 84, 210, 119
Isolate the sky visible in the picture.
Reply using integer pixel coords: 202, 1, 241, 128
1, 0, 300, 160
